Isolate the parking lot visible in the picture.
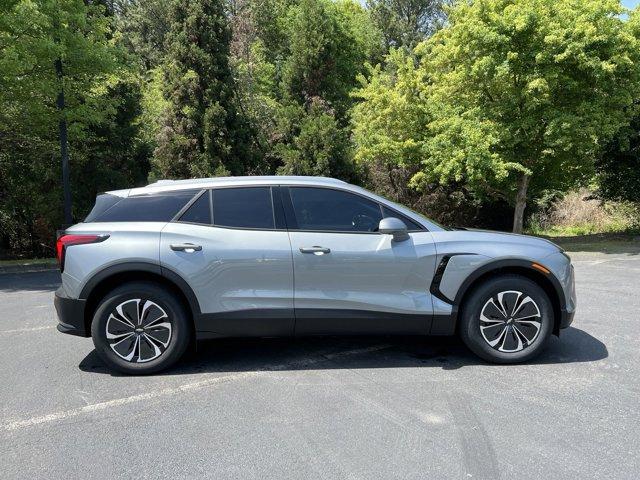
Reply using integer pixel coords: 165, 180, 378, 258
1, 245, 639, 479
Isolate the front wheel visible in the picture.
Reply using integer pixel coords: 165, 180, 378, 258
459, 275, 553, 363
91, 282, 191, 374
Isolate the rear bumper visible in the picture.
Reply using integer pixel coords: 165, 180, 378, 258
54, 287, 89, 337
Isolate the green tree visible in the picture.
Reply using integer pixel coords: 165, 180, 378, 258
273, 0, 376, 177
352, 48, 497, 225
597, 108, 640, 204
366, 0, 448, 50
153, 0, 257, 178
336, 0, 385, 65
244, 0, 294, 63
596, 9, 640, 205
352, 48, 430, 183
422, 0, 640, 232
79, 75, 152, 198
275, 99, 356, 179
0, 0, 128, 255
281, 0, 367, 116
113, 0, 172, 71
228, 0, 377, 178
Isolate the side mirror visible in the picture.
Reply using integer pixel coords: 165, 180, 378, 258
378, 217, 409, 242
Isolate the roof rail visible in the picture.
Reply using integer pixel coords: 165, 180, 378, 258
146, 176, 347, 188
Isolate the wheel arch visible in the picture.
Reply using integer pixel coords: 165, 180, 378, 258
80, 262, 201, 335
450, 259, 565, 336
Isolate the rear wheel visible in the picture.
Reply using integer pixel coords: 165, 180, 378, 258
459, 275, 553, 363
91, 282, 191, 374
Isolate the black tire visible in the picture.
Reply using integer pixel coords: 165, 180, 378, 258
459, 275, 553, 364
91, 282, 191, 375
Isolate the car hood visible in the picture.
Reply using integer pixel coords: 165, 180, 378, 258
429, 228, 562, 260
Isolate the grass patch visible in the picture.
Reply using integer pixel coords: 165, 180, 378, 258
528, 222, 636, 238
539, 233, 640, 254
0, 258, 57, 267
527, 189, 639, 238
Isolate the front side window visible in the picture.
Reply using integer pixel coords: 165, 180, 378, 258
213, 187, 275, 229
288, 187, 383, 232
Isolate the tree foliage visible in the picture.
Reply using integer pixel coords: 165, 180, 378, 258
597, 109, 640, 203
352, 49, 431, 174
282, 0, 374, 113
355, 0, 640, 232
113, 0, 172, 71
275, 99, 356, 179
596, 11, 640, 204
0, 0, 135, 255
2, 0, 640, 257
152, 0, 257, 178
228, 0, 378, 179
367, 0, 448, 50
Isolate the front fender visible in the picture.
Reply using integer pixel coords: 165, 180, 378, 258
430, 257, 568, 335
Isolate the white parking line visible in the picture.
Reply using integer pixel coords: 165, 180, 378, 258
0, 325, 55, 334
2, 372, 258, 431
2, 344, 392, 432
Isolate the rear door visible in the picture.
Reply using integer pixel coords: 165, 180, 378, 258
282, 186, 437, 335
160, 187, 294, 338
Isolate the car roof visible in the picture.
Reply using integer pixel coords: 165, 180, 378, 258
103, 176, 349, 198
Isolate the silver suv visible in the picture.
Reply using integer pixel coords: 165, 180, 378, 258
54, 176, 576, 374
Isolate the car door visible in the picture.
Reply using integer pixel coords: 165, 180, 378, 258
160, 187, 294, 338
282, 186, 438, 335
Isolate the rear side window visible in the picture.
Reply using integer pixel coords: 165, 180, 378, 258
179, 191, 211, 225
88, 190, 198, 223
213, 187, 274, 229
288, 187, 383, 232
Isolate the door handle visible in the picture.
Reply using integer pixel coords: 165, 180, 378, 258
299, 246, 331, 255
170, 243, 202, 252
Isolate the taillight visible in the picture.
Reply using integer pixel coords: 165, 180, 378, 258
56, 234, 109, 272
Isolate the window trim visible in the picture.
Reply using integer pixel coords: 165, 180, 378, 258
173, 189, 209, 225
170, 186, 286, 231
282, 185, 428, 234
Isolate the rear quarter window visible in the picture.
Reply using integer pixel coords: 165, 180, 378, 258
178, 190, 212, 225
84, 194, 122, 222
88, 190, 199, 223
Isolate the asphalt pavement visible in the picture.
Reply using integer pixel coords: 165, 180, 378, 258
0, 246, 639, 479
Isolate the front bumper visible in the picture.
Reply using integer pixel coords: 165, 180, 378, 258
560, 308, 575, 330
559, 262, 577, 331
54, 287, 89, 337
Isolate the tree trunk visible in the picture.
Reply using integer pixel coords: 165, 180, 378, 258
512, 173, 530, 234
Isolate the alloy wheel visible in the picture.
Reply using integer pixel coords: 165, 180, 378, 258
105, 299, 172, 363
479, 290, 542, 353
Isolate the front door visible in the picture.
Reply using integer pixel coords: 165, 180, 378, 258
283, 186, 437, 335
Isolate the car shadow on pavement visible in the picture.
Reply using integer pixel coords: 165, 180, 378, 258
79, 326, 607, 376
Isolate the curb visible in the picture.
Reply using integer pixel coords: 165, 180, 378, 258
0, 262, 59, 275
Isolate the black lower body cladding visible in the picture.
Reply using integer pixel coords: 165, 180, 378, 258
54, 287, 88, 337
